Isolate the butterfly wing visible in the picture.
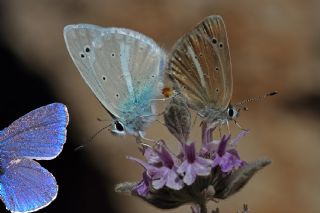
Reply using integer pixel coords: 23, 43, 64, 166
64, 24, 166, 123
0, 157, 57, 213
168, 15, 232, 112
0, 103, 68, 160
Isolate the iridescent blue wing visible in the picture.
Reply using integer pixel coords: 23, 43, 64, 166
0, 157, 57, 213
0, 103, 69, 160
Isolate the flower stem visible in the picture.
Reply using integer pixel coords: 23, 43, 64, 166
200, 203, 207, 213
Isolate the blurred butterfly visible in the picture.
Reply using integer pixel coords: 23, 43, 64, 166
167, 15, 276, 129
0, 103, 69, 213
64, 24, 166, 138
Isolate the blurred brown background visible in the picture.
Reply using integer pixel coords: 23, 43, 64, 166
0, 0, 319, 212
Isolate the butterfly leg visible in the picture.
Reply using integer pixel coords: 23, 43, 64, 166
150, 97, 170, 102
218, 126, 222, 138
234, 120, 249, 131
136, 132, 156, 146
192, 113, 198, 128
139, 112, 165, 125
150, 89, 178, 102
140, 111, 164, 119
226, 120, 231, 134
143, 111, 167, 126
155, 118, 165, 126
135, 136, 152, 147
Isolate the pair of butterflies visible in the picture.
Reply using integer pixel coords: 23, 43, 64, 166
64, 15, 238, 138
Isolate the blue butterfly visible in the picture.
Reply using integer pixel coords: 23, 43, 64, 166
64, 24, 166, 138
0, 103, 69, 213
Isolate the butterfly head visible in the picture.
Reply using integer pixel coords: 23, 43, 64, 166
111, 116, 148, 137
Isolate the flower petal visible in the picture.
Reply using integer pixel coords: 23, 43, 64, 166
193, 160, 211, 176
201, 121, 215, 145
217, 135, 230, 156
141, 145, 161, 165
127, 156, 154, 171
195, 156, 214, 166
230, 130, 249, 146
152, 177, 167, 190
184, 142, 196, 163
166, 170, 183, 190
156, 142, 175, 168
133, 172, 150, 197
183, 164, 197, 185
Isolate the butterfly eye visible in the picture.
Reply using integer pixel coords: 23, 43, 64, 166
102, 75, 107, 81
227, 106, 238, 120
219, 42, 224, 48
115, 121, 124, 132
111, 120, 126, 136
228, 108, 234, 117
111, 52, 115, 57
215, 67, 219, 71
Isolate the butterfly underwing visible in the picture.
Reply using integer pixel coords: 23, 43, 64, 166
64, 24, 166, 138
167, 15, 238, 129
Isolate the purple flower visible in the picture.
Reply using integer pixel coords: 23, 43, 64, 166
133, 171, 151, 197
152, 142, 183, 190
211, 135, 245, 172
129, 141, 183, 192
177, 142, 213, 185
140, 144, 161, 165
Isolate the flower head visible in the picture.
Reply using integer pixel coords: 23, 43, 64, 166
116, 96, 271, 213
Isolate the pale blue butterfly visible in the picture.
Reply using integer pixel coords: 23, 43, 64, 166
64, 24, 166, 138
0, 103, 69, 213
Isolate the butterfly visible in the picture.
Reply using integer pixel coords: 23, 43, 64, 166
64, 24, 166, 138
0, 103, 69, 213
167, 15, 246, 129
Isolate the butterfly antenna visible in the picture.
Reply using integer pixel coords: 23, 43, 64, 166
74, 124, 112, 152
234, 91, 278, 110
